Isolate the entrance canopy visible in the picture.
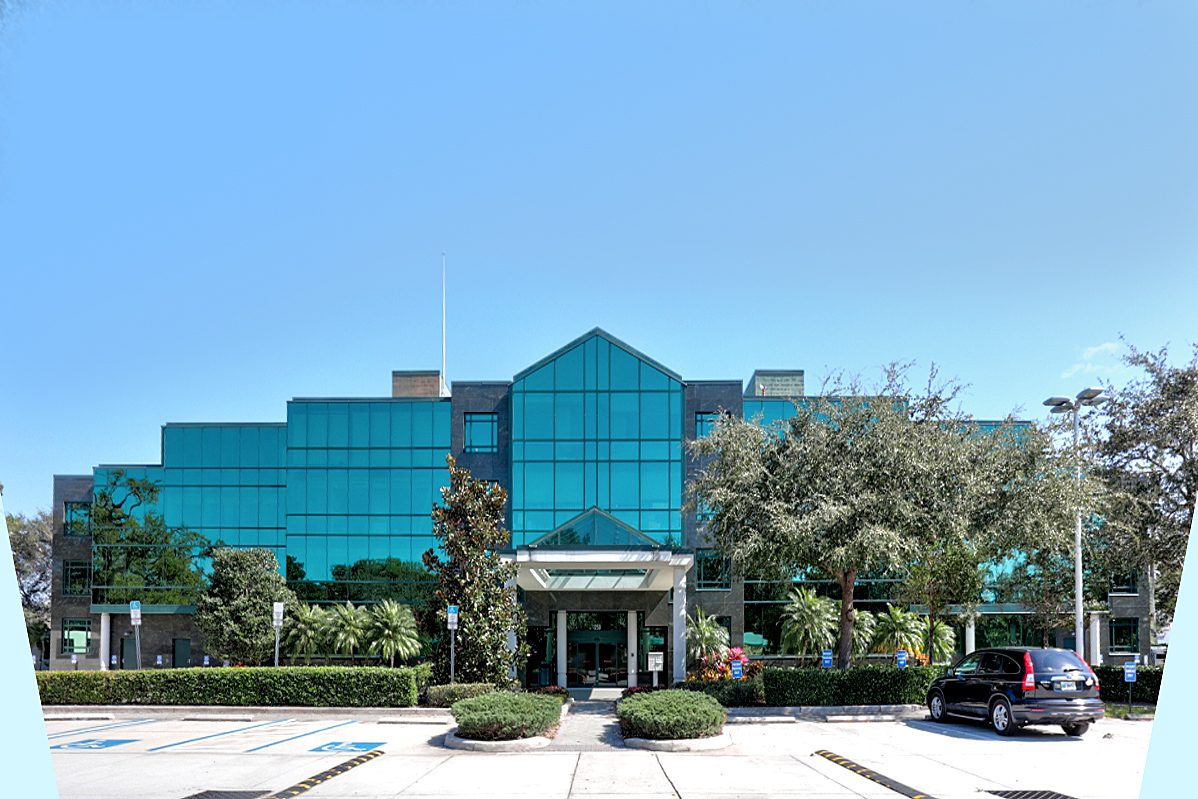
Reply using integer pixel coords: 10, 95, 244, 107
501, 508, 693, 592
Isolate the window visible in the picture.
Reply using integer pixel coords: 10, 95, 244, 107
695, 500, 715, 523
695, 412, 719, 439
64, 501, 91, 536
1111, 572, 1138, 595
464, 413, 499, 453
62, 561, 91, 597
696, 549, 731, 590
1109, 618, 1139, 654
61, 618, 91, 655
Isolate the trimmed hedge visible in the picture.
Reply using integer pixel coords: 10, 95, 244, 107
532, 685, 570, 703
762, 665, 945, 707
426, 682, 496, 707
37, 666, 420, 707
1095, 665, 1163, 704
451, 692, 561, 740
674, 677, 765, 707
617, 689, 726, 740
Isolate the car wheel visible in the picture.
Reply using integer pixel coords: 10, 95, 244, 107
989, 698, 1016, 737
928, 690, 948, 722
1062, 722, 1091, 737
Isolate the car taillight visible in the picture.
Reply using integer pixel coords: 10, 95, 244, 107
1022, 652, 1035, 691
1086, 662, 1100, 690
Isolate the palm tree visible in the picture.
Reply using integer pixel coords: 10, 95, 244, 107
872, 605, 923, 656
686, 606, 730, 668
920, 616, 957, 664
284, 604, 328, 665
851, 608, 877, 662
780, 586, 837, 664
368, 600, 422, 667
328, 602, 371, 663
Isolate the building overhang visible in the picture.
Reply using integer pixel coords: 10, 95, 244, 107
501, 548, 694, 592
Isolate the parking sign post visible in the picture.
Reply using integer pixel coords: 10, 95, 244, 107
821, 649, 833, 669
272, 601, 285, 667
1124, 661, 1137, 716
129, 601, 142, 670
896, 650, 908, 669
447, 605, 459, 684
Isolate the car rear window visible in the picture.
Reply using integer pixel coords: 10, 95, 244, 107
1029, 650, 1088, 674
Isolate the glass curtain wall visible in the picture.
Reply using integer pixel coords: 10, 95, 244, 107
510, 334, 684, 547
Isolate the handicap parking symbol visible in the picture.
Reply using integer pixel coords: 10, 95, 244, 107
311, 741, 384, 753
51, 739, 137, 750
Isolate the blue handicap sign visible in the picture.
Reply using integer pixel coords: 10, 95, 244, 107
896, 650, 908, 668
821, 650, 834, 668
128, 601, 140, 611
311, 741, 384, 753
51, 739, 137, 750
730, 659, 743, 680
1124, 662, 1137, 682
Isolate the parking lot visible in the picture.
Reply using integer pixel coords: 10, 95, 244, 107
46, 710, 1151, 799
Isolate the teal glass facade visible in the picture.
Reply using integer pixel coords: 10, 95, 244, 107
509, 333, 684, 547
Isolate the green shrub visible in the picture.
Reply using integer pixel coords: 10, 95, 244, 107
674, 677, 765, 707
426, 682, 497, 707
762, 665, 945, 706
410, 662, 435, 704
451, 692, 561, 740
36, 666, 421, 707
532, 685, 570, 703
1095, 665, 1163, 704
617, 689, 726, 740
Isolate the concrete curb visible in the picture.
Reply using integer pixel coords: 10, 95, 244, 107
726, 704, 922, 723
42, 704, 453, 721
623, 731, 732, 751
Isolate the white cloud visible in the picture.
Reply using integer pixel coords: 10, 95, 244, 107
1060, 341, 1126, 380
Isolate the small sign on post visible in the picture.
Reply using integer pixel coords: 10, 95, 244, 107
129, 601, 142, 671
648, 651, 664, 687
1124, 661, 1137, 715
821, 649, 834, 669
155, 655, 163, 668
203, 655, 210, 667
70, 654, 78, 670
896, 650, 908, 669
272, 601, 286, 667
447, 605, 459, 684
730, 659, 744, 680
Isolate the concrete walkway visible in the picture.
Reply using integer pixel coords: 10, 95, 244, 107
547, 700, 625, 751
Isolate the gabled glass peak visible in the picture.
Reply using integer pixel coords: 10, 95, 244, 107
526, 507, 664, 550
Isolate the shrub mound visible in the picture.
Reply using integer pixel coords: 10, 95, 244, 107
762, 665, 944, 706
617, 689, 726, 740
533, 685, 570, 703
451, 692, 562, 741
426, 682, 498, 707
36, 666, 420, 707
675, 677, 765, 707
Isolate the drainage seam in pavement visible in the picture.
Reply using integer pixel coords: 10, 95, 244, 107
653, 753, 682, 799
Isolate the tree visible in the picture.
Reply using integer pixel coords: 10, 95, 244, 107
1001, 549, 1075, 647
900, 539, 984, 660
194, 548, 296, 665
90, 470, 209, 605
691, 365, 1057, 668
919, 616, 957, 663
686, 606, 730, 669
422, 456, 527, 684
872, 605, 924, 656
1089, 342, 1198, 631
779, 586, 837, 664
851, 609, 877, 662
6, 510, 52, 648
368, 600, 422, 667
327, 602, 371, 662
283, 604, 328, 665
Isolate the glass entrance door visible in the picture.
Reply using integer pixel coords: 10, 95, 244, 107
565, 611, 629, 687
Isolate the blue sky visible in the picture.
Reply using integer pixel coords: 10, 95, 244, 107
1, 1, 1196, 516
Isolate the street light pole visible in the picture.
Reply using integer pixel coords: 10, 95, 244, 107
1044, 387, 1105, 662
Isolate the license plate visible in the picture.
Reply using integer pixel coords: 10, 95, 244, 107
1057, 680, 1077, 691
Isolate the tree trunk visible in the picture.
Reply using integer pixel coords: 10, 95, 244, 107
836, 569, 857, 669
926, 610, 936, 663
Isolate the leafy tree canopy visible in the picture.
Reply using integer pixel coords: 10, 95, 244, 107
194, 548, 297, 665
6, 510, 52, 646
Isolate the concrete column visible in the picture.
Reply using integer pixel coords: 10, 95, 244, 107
504, 578, 517, 680
99, 613, 111, 671
672, 566, 687, 684
626, 609, 638, 689
1089, 612, 1104, 666
556, 610, 567, 688
965, 617, 976, 655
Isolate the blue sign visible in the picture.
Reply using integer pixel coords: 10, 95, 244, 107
1124, 662, 1138, 683
730, 659, 744, 680
128, 601, 141, 611
821, 650, 833, 668
896, 650, 908, 668
51, 739, 137, 750
311, 741, 384, 753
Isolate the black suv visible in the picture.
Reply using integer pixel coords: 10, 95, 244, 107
927, 647, 1104, 737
